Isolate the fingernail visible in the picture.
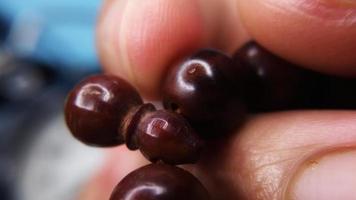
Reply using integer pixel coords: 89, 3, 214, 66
287, 150, 356, 200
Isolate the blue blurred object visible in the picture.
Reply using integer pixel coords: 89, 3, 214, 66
0, 58, 55, 103
0, 0, 101, 72
0, 178, 12, 200
0, 16, 9, 43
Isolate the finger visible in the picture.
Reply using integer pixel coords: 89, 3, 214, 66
237, 0, 356, 76
97, 0, 249, 99
194, 111, 356, 199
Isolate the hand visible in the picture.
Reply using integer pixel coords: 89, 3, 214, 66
79, 0, 356, 199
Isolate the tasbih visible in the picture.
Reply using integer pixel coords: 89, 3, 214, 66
64, 42, 356, 200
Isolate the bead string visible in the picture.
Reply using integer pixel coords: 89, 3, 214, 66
64, 41, 356, 200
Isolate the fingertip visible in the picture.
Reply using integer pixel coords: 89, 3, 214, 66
123, 0, 206, 98
97, 0, 130, 83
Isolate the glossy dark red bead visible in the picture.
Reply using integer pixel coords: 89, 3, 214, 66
110, 164, 210, 200
64, 74, 143, 147
123, 103, 157, 150
162, 49, 246, 137
233, 41, 325, 111
136, 110, 203, 165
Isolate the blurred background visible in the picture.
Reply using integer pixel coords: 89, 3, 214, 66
0, 0, 106, 199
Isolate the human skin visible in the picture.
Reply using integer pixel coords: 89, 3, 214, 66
80, 0, 356, 199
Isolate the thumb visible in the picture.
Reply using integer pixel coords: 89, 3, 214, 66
193, 111, 356, 200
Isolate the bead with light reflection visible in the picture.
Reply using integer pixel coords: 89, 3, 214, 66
110, 164, 210, 200
65, 75, 203, 164
162, 49, 246, 138
136, 110, 203, 165
65, 74, 143, 147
